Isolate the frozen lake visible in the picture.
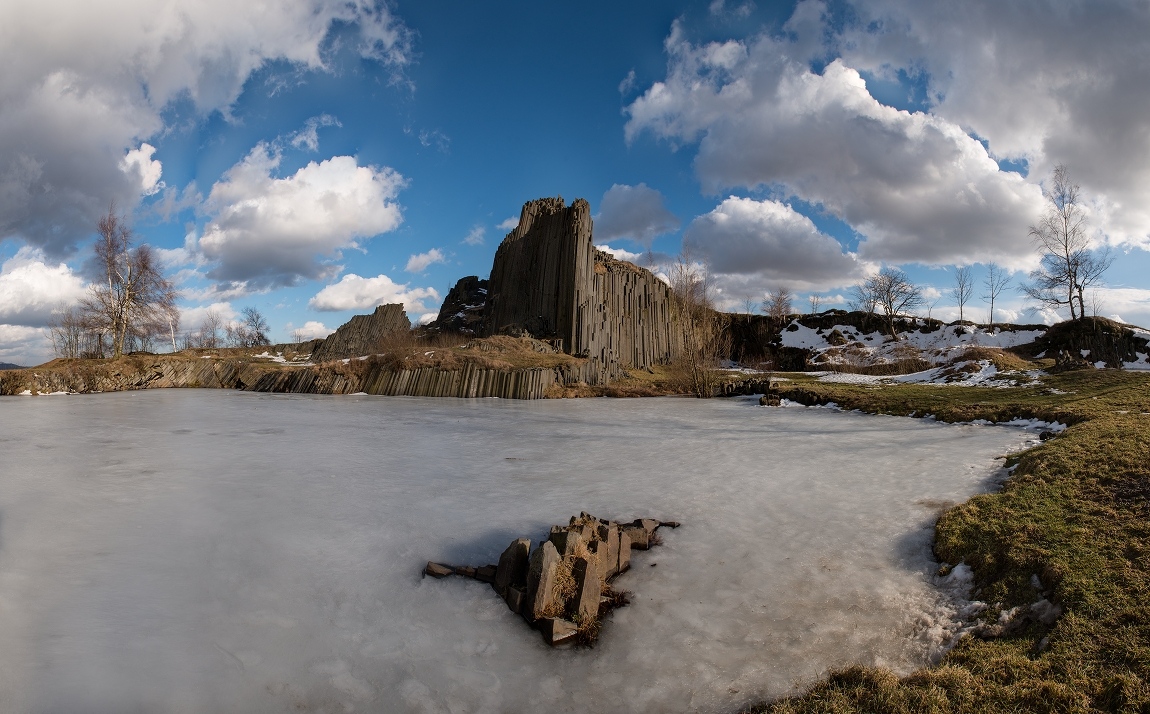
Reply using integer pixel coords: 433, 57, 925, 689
0, 390, 1037, 713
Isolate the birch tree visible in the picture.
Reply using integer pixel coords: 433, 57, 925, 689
79, 207, 179, 359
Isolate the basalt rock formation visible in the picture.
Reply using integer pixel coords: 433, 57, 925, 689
482, 197, 679, 369
424, 512, 679, 646
428, 276, 488, 334
1020, 316, 1149, 369
310, 304, 410, 363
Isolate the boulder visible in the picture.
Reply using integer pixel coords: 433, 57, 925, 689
568, 557, 602, 623
525, 541, 561, 621
632, 518, 660, 537
536, 617, 579, 647
504, 585, 527, 615
454, 565, 477, 578
588, 539, 608, 582
475, 565, 497, 584
494, 538, 531, 596
602, 526, 621, 578
617, 532, 632, 574
549, 528, 583, 557
424, 562, 454, 578
622, 525, 649, 550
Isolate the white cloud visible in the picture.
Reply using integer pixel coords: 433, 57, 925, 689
120, 143, 164, 196
463, 226, 486, 246
417, 312, 438, 326
684, 197, 869, 291
308, 273, 439, 314
829, 0, 1150, 251
594, 183, 681, 246
496, 217, 519, 232
0, 0, 412, 255
618, 69, 637, 96
626, 29, 1046, 269
290, 115, 342, 152
598, 245, 646, 264
178, 302, 237, 332
0, 324, 51, 366
0, 247, 87, 326
405, 248, 446, 273
286, 320, 334, 340
199, 143, 406, 287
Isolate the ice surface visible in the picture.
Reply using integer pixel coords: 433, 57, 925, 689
0, 391, 1036, 713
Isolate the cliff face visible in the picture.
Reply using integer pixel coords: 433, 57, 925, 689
482, 197, 678, 368
428, 276, 488, 334
310, 304, 410, 362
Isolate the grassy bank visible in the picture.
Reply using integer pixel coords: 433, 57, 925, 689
743, 368, 1150, 713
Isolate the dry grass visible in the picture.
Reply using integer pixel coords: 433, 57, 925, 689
320, 333, 581, 373
952, 346, 1037, 373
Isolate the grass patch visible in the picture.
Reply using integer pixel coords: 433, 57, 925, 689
744, 368, 1150, 713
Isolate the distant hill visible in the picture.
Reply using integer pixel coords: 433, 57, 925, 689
0, 362, 26, 370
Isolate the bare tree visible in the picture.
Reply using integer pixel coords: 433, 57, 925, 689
186, 309, 225, 349
762, 287, 793, 323
1023, 165, 1112, 320
950, 266, 974, 322
808, 294, 822, 314
79, 206, 179, 359
982, 263, 1011, 331
48, 305, 85, 359
740, 294, 758, 315
856, 268, 923, 339
669, 251, 726, 397
226, 307, 272, 348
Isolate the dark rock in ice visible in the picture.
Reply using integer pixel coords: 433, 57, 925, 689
494, 538, 531, 596
536, 617, 579, 647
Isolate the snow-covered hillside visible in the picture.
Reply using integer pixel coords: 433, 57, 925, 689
778, 320, 1045, 368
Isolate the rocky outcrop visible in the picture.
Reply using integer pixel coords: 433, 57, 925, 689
0, 351, 617, 400
482, 197, 679, 369
310, 304, 410, 363
427, 276, 488, 334
1021, 316, 1150, 368
423, 512, 679, 646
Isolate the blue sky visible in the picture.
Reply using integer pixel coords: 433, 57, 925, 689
3, 0, 1150, 364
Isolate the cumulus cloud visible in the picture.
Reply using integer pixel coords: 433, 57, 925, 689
829, 0, 1150, 250
598, 244, 646, 264
199, 143, 406, 287
405, 248, 446, 273
0, 247, 87, 326
178, 302, 237, 332
626, 27, 1045, 269
594, 183, 681, 246
308, 273, 439, 314
463, 226, 486, 246
120, 143, 165, 196
684, 197, 868, 290
0, 324, 51, 367
496, 217, 519, 232
0, 0, 412, 255
286, 320, 334, 340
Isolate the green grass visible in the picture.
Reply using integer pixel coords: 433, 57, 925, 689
742, 368, 1150, 713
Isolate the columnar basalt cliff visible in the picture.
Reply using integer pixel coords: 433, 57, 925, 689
310, 304, 410, 363
481, 197, 679, 369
